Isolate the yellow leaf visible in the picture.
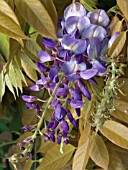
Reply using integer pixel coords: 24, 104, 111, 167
89, 133, 109, 169
109, 16, 120, 35
100, 120, 128, 149
37, 138, 54, 153
15, 0, 57, 41
78, 124, 91, 147
108, 31, 126, 57
112, 20, 123, 35
72, 137, 91, 170
23, 160, 33, 170
0, 71, 5, 101
111, 99, 128, 123
0, 0, 29, 45
107, 146, 125, 170
37, 144, 75, 170
22, 109, 38, 125
117, 0, 128, 21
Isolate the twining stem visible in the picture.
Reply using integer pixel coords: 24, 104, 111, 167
22, 74, 64, 155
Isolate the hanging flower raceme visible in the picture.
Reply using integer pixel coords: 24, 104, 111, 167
21, 2, 118, 147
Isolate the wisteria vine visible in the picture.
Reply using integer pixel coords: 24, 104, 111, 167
13, 2, 122, 159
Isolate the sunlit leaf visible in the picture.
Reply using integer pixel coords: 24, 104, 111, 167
23, 40, 41, 61
15, 0, 57, 40
23, 160, 33, 170
89, 133, 109, 169
106, 141, 128, 168
22, 109, 37, 125
0, 1, 29, 46
0, 0, 19, 25
37, 138, 54, 153
0, 33, 10, 60
78, 124, 91, 147
108, 31, 126, 57
9, 63, 19, 96
5, 73, 16, 99
40, 0, 58, 29
111, 99, 128, 123
37, 144, 75, 170
111, 20, 123, 35
100, 120, 128, 149
117, 0, 128, 21
18, 51, 39, 72
72, 137, 91, 170
107, 146, 125, 170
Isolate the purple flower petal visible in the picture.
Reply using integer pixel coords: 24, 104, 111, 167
80, 68, 98, 80
38, 51, 51, 63
49, 66, 58, 80
70, 99, 85, 108
51, 98, 58, 108
82, 24, 107, 42
67, 110, 74, 122
54, 104, 66, 121
64, 2, 86, 21
29, 85, 42, 91
56, 88, 68, 97
75, 108, 80, 116
64, 138, 69, 144
87, 9, 110, 27
73, 39, 87, 55
69, 88, 82, 100
65, 16, 79, 34
36, 62, 49, 72
42, 37, 57, 50
26, 103, 37, 109
22, 95, 37, 102
92, 60, 106, 73
78, 80, 91, 100
51, 121, 59, 131
60, 120, 69, 133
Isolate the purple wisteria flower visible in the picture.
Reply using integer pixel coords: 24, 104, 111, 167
21, 2, 117, 146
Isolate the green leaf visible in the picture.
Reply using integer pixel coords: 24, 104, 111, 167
0, 33, 10, 60
15, 0, 57, 40
108, 31, 126, 57
100, 120, 128, 149
81, 0, 96, 12
40, 0, 58, 29
5, 73, 16, 99
37, 144, 75, 170
117, 0, 128, 21
89, 133, 109, 169
0, 71, 5, 102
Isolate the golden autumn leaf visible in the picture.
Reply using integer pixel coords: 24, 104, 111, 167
15, 0, 58, 41
89, 133, 109, 170
73, 124, 91, 170
117, 0, 128, 21
100, 120, 128, 149
37, 144, 75, 170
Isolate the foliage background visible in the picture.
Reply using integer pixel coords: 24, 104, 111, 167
0, 0, 128, 169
